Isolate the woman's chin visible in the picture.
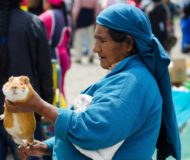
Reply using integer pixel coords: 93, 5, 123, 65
100, 62, 109, 69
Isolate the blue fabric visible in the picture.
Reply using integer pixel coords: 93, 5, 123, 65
96, 4, 181, 159
180, 16, 190, 52
44, 137, 55, 152
45, 55, 163, 159
172, 90, 190, 128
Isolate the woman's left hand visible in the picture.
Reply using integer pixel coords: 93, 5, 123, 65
18, 140, 51, 160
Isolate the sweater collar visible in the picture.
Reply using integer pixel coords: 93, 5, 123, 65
106, 54, 140, 77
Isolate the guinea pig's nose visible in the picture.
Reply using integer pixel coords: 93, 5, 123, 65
11, 86, 17, 90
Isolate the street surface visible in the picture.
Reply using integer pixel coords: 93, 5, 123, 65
65, 56, 107, 106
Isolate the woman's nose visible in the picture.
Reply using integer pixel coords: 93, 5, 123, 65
93, 41, 100, 53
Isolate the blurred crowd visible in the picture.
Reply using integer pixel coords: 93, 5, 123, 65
23, 0, 190, 60
21, 0, 190, 82
0, 0, 190, 159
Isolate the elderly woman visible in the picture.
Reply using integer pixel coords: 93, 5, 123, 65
6, 4, 180, 160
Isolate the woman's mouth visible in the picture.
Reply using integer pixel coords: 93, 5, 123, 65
99, 56, 106, 60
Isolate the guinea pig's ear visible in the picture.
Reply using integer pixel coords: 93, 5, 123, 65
20, 76, 29, 84
8, 76, 14, 82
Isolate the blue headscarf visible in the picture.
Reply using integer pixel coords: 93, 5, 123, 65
96, 4, 181, 159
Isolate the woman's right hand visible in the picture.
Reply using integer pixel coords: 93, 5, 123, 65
18, 140, 51, 159
6, 89, 59, 122
5, 90, 43, 113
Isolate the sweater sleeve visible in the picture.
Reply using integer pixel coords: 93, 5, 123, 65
54, 78, 154, 150
44, 137, 55, 153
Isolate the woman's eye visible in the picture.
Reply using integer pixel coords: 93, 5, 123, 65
100, 39, 106, 43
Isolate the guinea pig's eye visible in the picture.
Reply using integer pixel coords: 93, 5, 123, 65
20, 83, 24, 85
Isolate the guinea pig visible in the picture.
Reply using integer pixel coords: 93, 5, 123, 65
0, 76, 36, 145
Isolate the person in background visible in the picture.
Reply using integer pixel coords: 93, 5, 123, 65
179, 0, 190, 11
144, 0, 172, 52
162, 0, 178, 50
141, 0, 151, 11
128, 0, 142, 9
72, 0, 101, 63
163, 0, 179, 31
27, 0, 43, 15
64, 0, 74, 27
20, 0, 28, 11
180, 1, 190, 53
0, 0, 53, 159
99, 0, 117, 10
39, 0, 71, 97
6, 3, 180, 160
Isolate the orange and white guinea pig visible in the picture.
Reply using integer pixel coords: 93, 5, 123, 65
0, 76, 36, 145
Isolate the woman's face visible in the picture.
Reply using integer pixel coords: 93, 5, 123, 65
93, 25, 131, 69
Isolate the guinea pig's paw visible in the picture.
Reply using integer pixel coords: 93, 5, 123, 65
0, 114, 5, 120
21, 140, 30, 147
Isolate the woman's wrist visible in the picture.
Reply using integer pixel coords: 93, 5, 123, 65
37, 99, 59, 122
42, 143, 51, 155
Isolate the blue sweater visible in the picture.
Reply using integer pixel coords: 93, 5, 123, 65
45, 55, 162, 160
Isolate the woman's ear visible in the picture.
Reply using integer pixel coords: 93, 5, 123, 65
125, 35, 135, 53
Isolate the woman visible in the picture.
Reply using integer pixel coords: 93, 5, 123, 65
0, 0, 53, 159
6, 4, 180, 160
39, 0, 71, 97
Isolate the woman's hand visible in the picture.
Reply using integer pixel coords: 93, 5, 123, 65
18, 140, 51, 160
5, 89, 59, 122
5, 91, 44, 113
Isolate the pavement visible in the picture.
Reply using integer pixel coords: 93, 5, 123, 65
65, 56, 107, 106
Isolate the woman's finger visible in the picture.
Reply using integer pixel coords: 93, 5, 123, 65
5, 99, 21, 113
18, 152, 27, 160
18, 146, 28, 160
18, 145, 25, 152
25, 141, 50, 156
25, 146, 44, 157
5, 99, 31, 112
